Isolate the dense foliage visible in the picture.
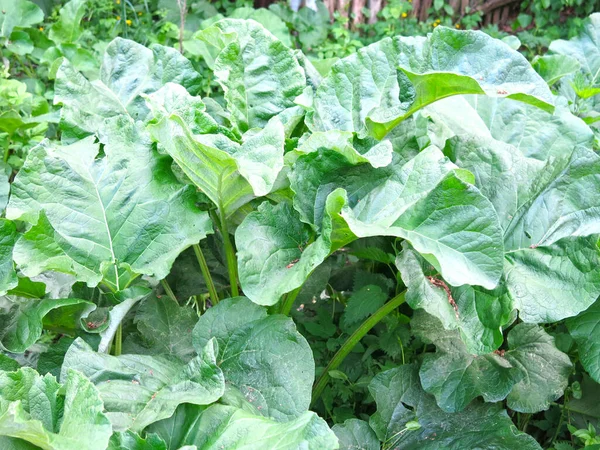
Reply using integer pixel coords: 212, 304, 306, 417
2, 1, 600, 449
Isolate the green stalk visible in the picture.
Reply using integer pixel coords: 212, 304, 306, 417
114, 324, 122, 356
311, 291, 406, 405
216, 204, 239, 297
160, 278, 177, 303
280, 287, 301, 316
3, 134, 12, 163
193, 243, 219, 304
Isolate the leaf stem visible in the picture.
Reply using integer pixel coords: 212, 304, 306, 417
216, 204, 239, 297
193, 243, 219, 305
160, 278, 178, 303
3, 134, 12, 163
280, 287, 301, 315
311, 290, 406, 406
114, 324, 122, 356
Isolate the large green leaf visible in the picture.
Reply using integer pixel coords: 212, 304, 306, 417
0, 0, 43, 38
307, 27, 554, 139
296, 131, 393, 168
193, 297, 314, 421
7, 121, 212, 291
61, 337, 224, 432
446, 135, 600, 323
550, 13, 600, 84
0, 367, 112, 450
368, 364, 542, 450
143, 83, 223, 136
396, 242, 513, 354
290, 146, 504, 289
413, 311, 571, 413
238, 143, 506, 305
196, 19, 306, 132
501, 146, 600, 251
146, 88, 285, 217
55, 38, 201, 139
567, 298, 600, 383
503, 323, 572, 412
332, 419, 379, 450
235, 201, 332, 306
462, 96, 593, 161
412, 311, 517, 413
48, 0, 86, 45
147, 403, 338, 449
0, 219, 18, 296
505, 236, 600, 323
0, 296, 94, 353
127, 294, 198, 361
532, 54, 582, 86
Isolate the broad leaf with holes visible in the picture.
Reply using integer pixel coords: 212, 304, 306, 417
396, 242, 513, 354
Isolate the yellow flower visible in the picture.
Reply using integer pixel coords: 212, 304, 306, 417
455, 23, 461, 29
116, 0, 120, 4
116, 15, 120, 20
433, 22, 438, 27
126, 19, 132, 26
38, 26, 44, 31
401, 12, 407, 18
137, 11, 142, 15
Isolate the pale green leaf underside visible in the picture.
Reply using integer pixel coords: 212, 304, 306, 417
0, 368, 112, 450
61, 338, 224, 432
147, 109, 285, 217
148, 404, 338, 449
